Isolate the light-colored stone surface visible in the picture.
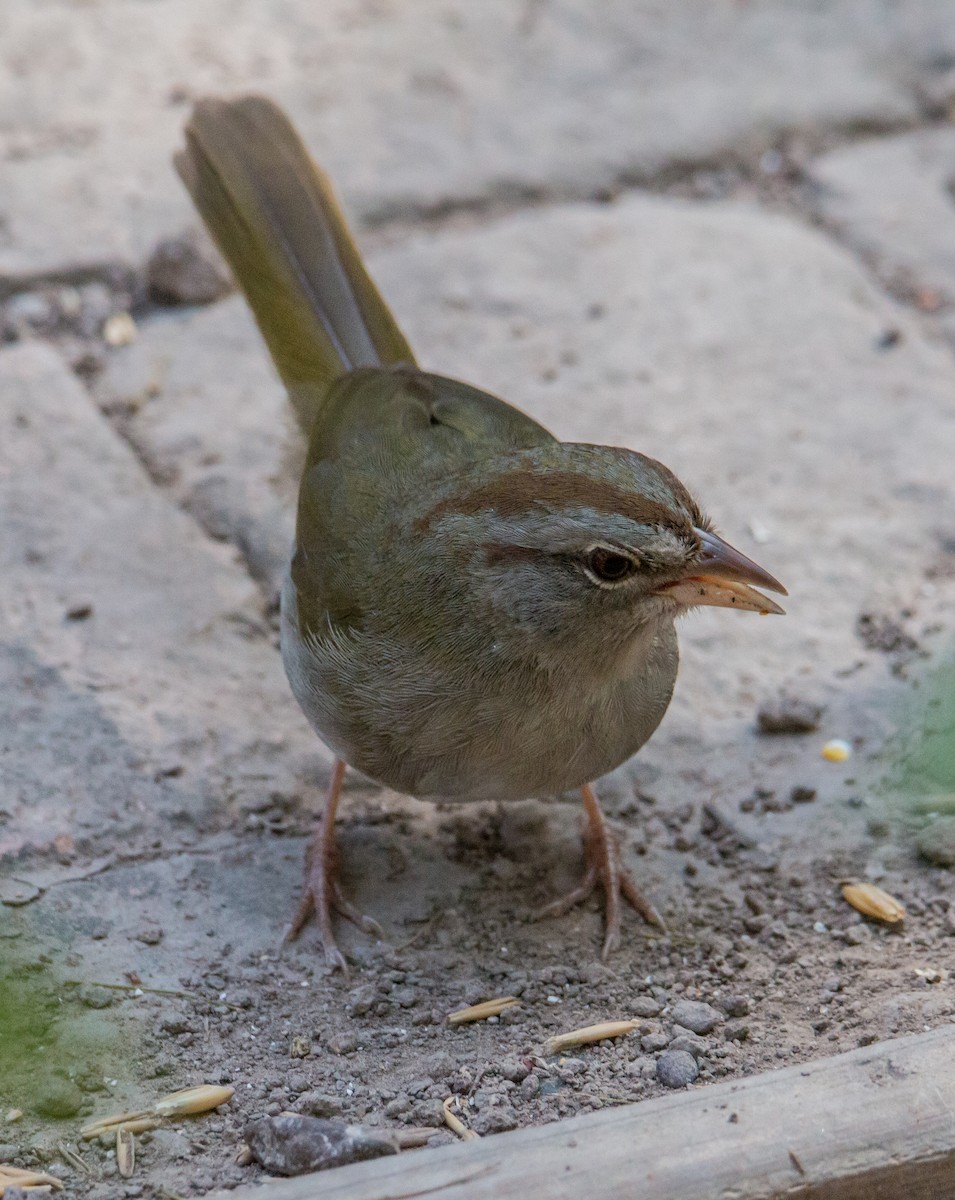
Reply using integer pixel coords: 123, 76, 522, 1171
95, 298, 296, 591
6, 0, 955, 282
0, 341, 325, 862
807, 127, 955, 305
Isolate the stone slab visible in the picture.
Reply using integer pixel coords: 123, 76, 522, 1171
807, 127, 955, 307
0, 342, 325, 867
6, 0, 955, 283
95, 298, 296, 595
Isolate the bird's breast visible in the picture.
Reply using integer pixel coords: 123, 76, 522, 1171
281, 574, 679, 803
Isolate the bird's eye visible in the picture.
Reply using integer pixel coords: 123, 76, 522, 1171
585, 547, 638, 585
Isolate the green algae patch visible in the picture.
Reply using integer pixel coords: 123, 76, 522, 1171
0, 945, 127, 1120
878, 649, 955, 860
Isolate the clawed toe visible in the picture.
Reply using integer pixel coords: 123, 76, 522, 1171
532, 864, 599, 922
329, 880, 384, 939
536, 783, 665, 959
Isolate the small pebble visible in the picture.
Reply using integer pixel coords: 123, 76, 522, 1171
757, 696, 823, 734
632, 996, 662, 1018
670, 1000, 723, 1035
6, 290, 56, 332
134, 925, 163, 945
147, 231, 232, 306
75, 282, 113, 336
78, 985, 115, 1009
501, 1060, 529, 1084
346, 984, 377, 1017
656, 1050, 699, 1089
296, 1092, 343, 1118
669, 1032, 708, 1059
328, 1033, 359, 1056
916, 817, 955, 867
470, 1103, 519, 1135
34, 1079, 84, 1119
160, 1017, 192, 1035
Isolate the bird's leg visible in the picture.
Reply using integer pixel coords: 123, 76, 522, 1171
535, 782, 666, 960
285, 758, 383, 973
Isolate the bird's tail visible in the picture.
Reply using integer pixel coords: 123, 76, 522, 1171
176, 95, 416, 434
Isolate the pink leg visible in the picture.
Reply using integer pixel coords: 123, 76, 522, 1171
285, 759, 382, 973
536, 782, 666, 960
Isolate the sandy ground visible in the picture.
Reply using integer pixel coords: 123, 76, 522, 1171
2, 3, 955, 1196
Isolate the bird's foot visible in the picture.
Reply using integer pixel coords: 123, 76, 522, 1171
283, 759, 383, 975
534, 783, 666, 960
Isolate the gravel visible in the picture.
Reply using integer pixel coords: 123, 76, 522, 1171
756, 695, 823, 734
656, 1051, 700, 1089
916, 817, 955, 866
670, 1000, 723, 1035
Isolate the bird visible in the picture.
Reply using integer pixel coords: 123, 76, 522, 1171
176, 95, 786, 972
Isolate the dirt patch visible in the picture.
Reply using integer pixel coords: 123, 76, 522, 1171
3, 649, 954, 1195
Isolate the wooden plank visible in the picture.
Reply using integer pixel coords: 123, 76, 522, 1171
210, 1026, 955, 1200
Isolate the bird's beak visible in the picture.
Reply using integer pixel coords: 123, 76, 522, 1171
658, 528, 787, 615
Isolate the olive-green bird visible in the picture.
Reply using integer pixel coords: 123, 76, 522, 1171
176, 96, 785, 971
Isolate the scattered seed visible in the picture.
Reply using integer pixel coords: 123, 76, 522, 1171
915, 966, 947, 984
81, 1084, 233, 1140
236, 1144, 254, 1167
54, 1143, 91, 1175
822, 739, 851, 762
394, 1127, 435, 1150
841, 882, 905, 925
116, 1128, 136, 1178
446, 997, 519, 1025
441, 1097, 479, 1141
102, 312, 137, 347
81, 1111, 153, 1140
3, 1111, 22, 1124
0, 1164, 65, 1192
543, 1020, 638, 1056
152, 1084, 234, 1117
